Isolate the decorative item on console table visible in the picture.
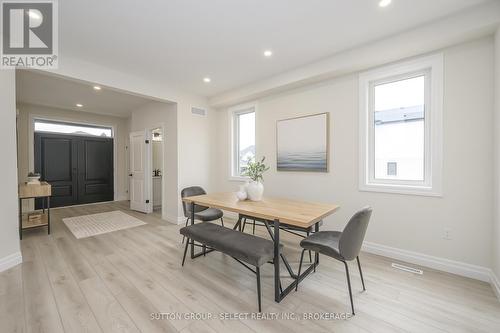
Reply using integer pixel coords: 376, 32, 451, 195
27, 171, 41, 185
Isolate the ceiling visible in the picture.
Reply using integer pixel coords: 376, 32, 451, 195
59, 0, 490, 97
16, 70, 156, 117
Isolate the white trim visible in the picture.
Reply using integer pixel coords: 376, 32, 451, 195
0, 252, 22, 273
146, 124, 166, 219
490, 271, 500, 301
164, 214, 186, 225
358, 53, 443, 197
362, 241, 491, 282
228, 102, 257, 180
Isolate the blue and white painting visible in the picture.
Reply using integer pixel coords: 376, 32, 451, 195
277, 113, 329, 172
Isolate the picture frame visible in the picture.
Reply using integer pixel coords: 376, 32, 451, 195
276, 112, 329, 172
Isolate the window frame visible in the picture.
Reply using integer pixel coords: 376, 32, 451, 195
229, 103, 256, 181
359, 54, 443, 197
33, 119, 114, 138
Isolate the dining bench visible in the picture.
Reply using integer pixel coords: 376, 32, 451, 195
180, 222, 282, 312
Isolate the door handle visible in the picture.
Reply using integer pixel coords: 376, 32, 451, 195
129, 174, 133, 177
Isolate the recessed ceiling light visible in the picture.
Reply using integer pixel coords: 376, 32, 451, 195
379, 0, 392, 7
264, 50, 273, 57
203, 77, 211, 83
93, 85, 102, 91
76, 103, 83, 108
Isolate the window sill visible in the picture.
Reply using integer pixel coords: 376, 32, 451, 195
228, 176, 250, 182
359, 183, 442, 197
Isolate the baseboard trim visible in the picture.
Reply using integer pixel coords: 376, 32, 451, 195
0, 252, 22, 273
362, 241, 491, 282
164, 214, 185, 225
490, 270, 500, 301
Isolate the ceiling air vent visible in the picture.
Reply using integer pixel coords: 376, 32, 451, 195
191, 107, 207, 116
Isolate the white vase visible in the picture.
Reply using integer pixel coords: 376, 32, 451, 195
247, 181, 264, 201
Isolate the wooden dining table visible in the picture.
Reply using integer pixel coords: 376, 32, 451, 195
182, 192, 339, 303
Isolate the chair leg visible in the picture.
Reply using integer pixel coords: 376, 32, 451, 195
220, 217, 224, 227
182, 239, 190, 266
182, 218, 189, 243
256, 266, 262, 312
295, 249, 306, 291
242, 218, 247, 232
357, 256, 366, 291
343, 261, 355, 315
252, 219, 256, 235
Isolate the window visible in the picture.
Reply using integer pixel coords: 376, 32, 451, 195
359, 55, 443, 196
230, 105, 256, 178
34, 120, 113, 138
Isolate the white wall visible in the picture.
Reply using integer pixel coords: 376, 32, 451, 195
16, 103, 130, 211
0, 70, 21, 272
215, 37, 494, 270
130, 101, 179, 222
493, 27, 500, 294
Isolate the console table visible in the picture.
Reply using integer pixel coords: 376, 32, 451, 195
18, 182, 51, 240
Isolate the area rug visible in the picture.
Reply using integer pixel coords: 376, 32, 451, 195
63, 210, 146, 239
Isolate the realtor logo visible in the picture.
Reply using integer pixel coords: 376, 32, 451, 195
1, 0, 58, 68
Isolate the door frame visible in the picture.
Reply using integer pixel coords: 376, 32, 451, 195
147, 124, 165, 218
28, 115, 118, 209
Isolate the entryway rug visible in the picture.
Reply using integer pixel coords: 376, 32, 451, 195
63, 210, 146, 239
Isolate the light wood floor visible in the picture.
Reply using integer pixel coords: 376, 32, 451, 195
1, 201, 499, 333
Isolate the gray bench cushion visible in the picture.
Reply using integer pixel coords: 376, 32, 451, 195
180, 222, 282, 267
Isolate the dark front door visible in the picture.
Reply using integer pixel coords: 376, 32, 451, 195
35, 133, 114, 208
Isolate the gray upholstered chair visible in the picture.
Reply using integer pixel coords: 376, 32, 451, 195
295, 207, 372, 315
181, 186, 224, 243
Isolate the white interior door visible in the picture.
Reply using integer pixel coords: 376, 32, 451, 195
129, 131, 152, 213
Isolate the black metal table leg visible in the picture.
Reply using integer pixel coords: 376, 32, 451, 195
232, 215, 243, 230
273, 218, 281, 302
315, 221, 320, 265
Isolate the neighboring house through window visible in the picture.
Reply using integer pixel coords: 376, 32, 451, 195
359, 54, 443, 196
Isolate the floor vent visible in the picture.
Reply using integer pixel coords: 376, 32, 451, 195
391, 263, 423, 275
191, 107, 207, 116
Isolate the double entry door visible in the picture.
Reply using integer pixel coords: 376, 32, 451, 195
34, 133, 114, 208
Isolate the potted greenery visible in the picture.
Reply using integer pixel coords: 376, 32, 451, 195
243, 157, 270, 201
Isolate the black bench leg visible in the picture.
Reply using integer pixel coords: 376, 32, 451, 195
306, 231, 312, 262
344, 261, 355, 315
182, 239, 190, 266
242, 218, 247, 232
252, 219, 256, 235
256, 266, 262, 312
220, 217, 224, 227
296, 249, 306, 291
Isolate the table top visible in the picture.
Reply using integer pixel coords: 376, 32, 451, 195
19, 181, 52, 198
183, 192, 339, 228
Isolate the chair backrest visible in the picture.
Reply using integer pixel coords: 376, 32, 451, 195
338, 207, 372, 261
181, 186, 207, 217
